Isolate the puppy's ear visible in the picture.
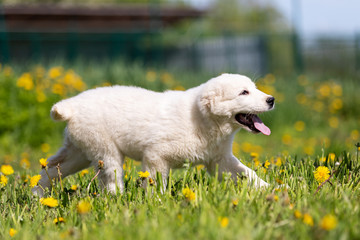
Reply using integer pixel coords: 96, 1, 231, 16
199, 90, 216, 109
199, 88, 231, 118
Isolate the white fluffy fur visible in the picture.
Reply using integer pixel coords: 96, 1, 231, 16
32, 73, 274, 196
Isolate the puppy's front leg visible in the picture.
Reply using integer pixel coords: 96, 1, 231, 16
216, 155, 269, 188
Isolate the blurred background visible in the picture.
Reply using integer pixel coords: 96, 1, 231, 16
1, 0, 360, 76
0, 0, 359, 168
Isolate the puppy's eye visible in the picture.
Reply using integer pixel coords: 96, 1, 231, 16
239, 90, 249, 95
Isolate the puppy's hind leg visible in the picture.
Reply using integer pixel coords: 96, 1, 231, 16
32, 140, 91, 196
95, 149, 125, 194
142, 154, 170, 193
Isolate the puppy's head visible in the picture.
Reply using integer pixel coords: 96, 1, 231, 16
199, 73, 274, 135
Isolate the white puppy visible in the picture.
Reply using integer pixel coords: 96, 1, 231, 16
32, 73, 275, 195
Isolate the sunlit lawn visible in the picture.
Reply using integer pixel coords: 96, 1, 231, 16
0, 61, 359, 239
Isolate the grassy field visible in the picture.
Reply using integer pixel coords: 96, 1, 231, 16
0, 61, 360, 239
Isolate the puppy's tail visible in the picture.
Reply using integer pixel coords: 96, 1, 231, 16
50, 100, 73, 122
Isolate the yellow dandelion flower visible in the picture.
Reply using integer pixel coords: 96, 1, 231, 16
0, 175, 8, 187
313, 101, 324, 112
196, 164, 205, 171
182, 187, 196, 201
241, 142, 252, 152
22, 174, 30, 183
218, 217, 229, 228
350, 130, 359, 140
304, 146, 314, 155
251, 145, 263, 154
254, 159, 260, 167
328, 117, 339, 129
102, 82, 112, 87
146, 71, 157, 82
52, 83, 66, 96
257, 84, 275, 95
49, 66, 63, 79
148, 177, 155, 186
39, 158, 47, 168
30, 175, 41, 188
332, 84, 342, 96
173, 85, 186, 91
282, 134, 292, 145
328, 153, 336, 162
297, 75, 308, 86
275, 157, 282, 166
73, 79, 86, 91
232, 142, 240, 154
314, 166, 330, 184
294, 121, 305, 132
63, 70, 77, 86
40, 197, 59, 207
9, 228, 17, 237
303, 213, 314, 226
41, 143, 51, 153
138, 171, 150, 178
66, 73, 86, 91
320, 214, 338, 231
71, 185, 78, 191
80, 169, 89, 176
35, 65, 45, 79
53, 217, 65, 224
232, 199, 239, 207
20, 158, 31, 169
161, 72, 175, 85
16, 72, 34, 90
3, 65, 13, 77
1, 165, 14, 176
318, 84, 331, 98
77, 200, 91, 214
264, 160, 270, 169
250, 152, 259, 159
264, 73, 276, 84
330, 98, 343, 112
276, 178, 283, 184
294, 210, 302, 219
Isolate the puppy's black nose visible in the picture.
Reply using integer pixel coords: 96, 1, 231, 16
266, 97, 275, 108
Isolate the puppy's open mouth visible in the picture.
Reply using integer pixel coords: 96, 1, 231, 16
235, 113, 271, 135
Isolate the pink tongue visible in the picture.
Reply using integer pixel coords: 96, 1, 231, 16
252, 115, 271, 135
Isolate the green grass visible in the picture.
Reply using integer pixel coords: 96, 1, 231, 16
1, 61, 360, 239
1, 153, 360, 239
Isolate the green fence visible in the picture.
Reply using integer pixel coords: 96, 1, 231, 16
0, 29, 359, 76
0, 31, 164, 64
